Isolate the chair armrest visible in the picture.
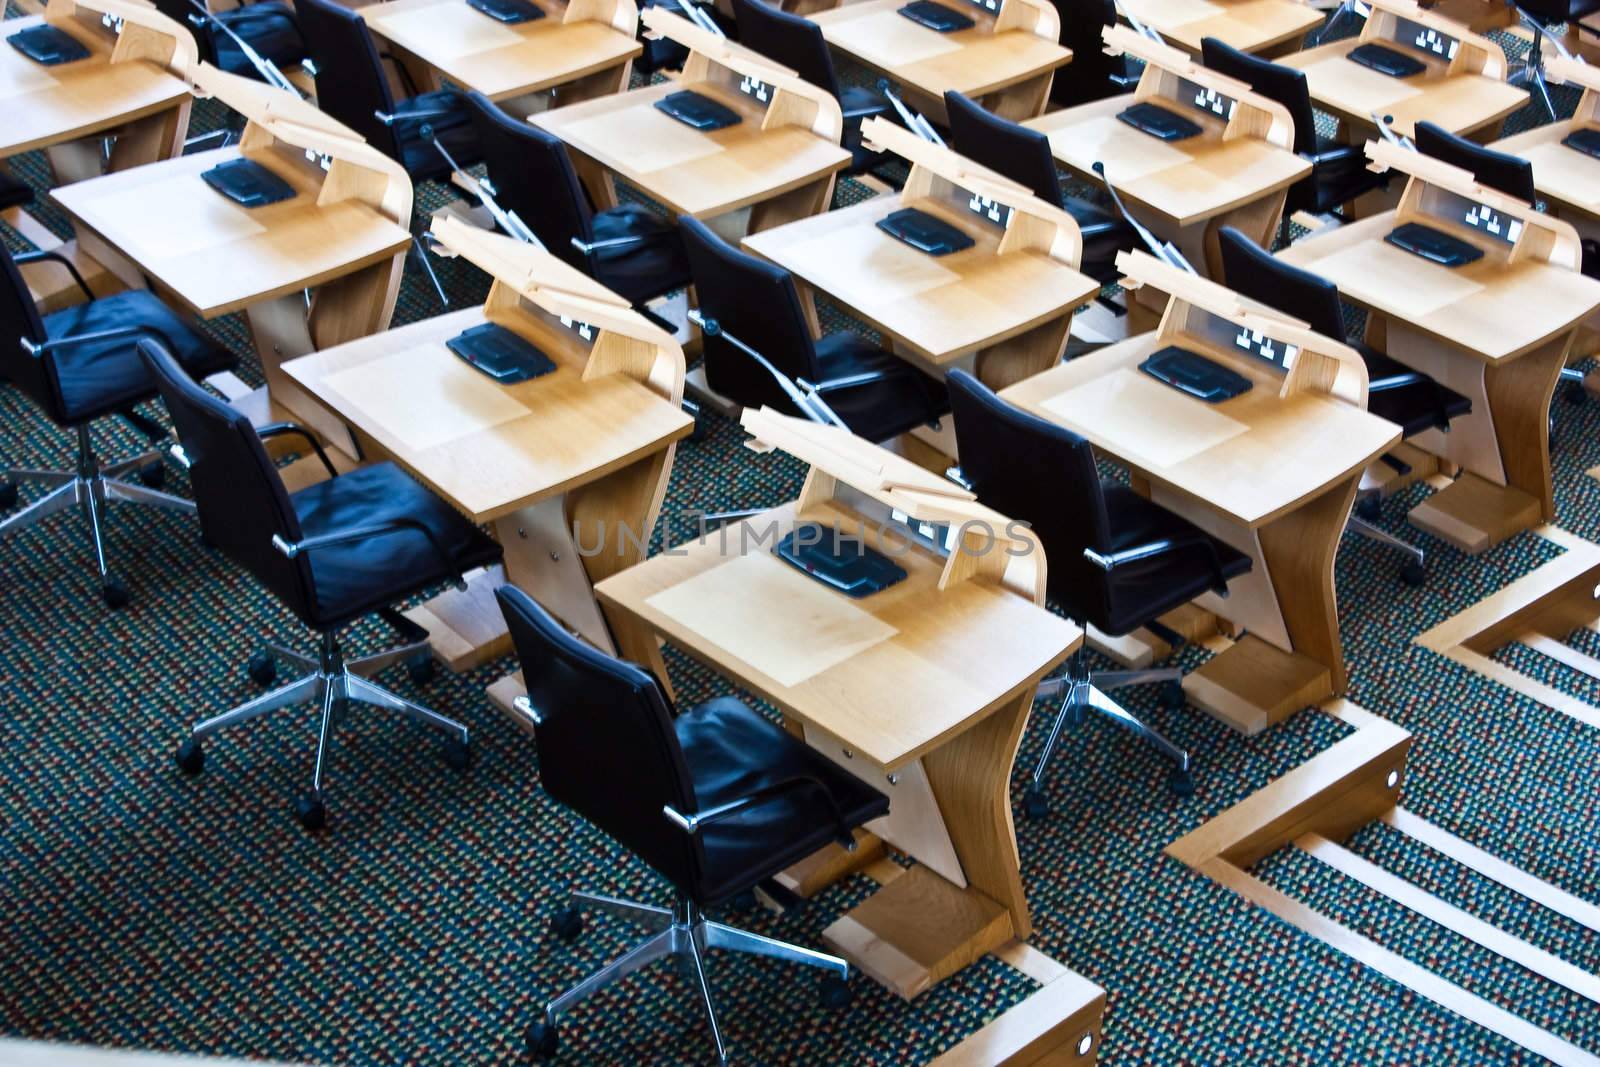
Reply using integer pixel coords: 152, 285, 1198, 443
810, 368, 905, 393
256, 421, 339, 479
373, 108, 456, 125
271, 518, 467, 590
1083, 533, 1232, 596
12, 249, 95, 303
569, 233, 652, 254
1368, 372, 1424, 391
21, 323, 178, 358
1307, 142, 1365, 168
663, 775, 857, 851
842, 99, 889, 121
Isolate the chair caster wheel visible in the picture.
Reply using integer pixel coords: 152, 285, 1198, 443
294, 793, 327, 831
443, 736, 471, 770
1168, 766, 1195, 797
1022, 787, 1049, 820
819, 975, 853, 1010
0, 482, 16, 510
549, 907, 584, 944
526, 1021, 558, 1060
175, 737, 204, 775
1401, 561, 1426, 587
688, 410, 709, 443
1161, 680, 1185, 709
1564, 380, 1587, 405
1354, 495, 1382, 521
406, 653, 435, 685
247, 652, 277, 687
101, 577, 129, 609
136, 461, 165, 488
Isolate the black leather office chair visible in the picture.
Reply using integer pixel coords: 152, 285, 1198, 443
0, 169, 33, 211
1414, 121, 1537, 202
679, 215, 947, 440
1047, 0, 1133, 108
464, 91, 691, 307
496, 585, 887, 1064
0, 244, 234, 607
943, 90, 1137, 286
732, 0, 891, 177
151, 0, 306, 83
297, 0, 482, 306
1201, 37, 1386, 228
139, 341, 501, 830
1508, 0, 1600, 119
948, 370, 1250, 813
1217, 227, 1470, 585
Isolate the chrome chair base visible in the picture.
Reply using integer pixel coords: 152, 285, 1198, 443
0, 425, 193, 606
1027, 651, 1193, 816
528, 892, 852, 1065
176, 630, 469, 830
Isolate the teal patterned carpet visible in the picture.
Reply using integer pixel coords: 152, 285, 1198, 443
2, 13, 1598, 1066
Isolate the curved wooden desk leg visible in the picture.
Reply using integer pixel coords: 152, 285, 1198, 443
747, 173, 838, 234
1201, 190, 1287, 277
973, 311, 1075, 390
108, 100, 191, 171
570, 151, 620, 213
983, 72, 1053, 122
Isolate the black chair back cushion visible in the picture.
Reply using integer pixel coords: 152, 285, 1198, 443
496, 585, 705, 897
678, 214, 823, 412
138, 341, 319, 620
732, 0, 841, 98
0, 244, 60, 416
296, 0, 399, 156
1200, 38, 1316, 156
1215, 226, 1345, 340
947, 369, 1114, 624
1414, 121, 1537, 203
943, 91, 1062, 206
1050, 0, 1125, 108
465, 92, 597, 274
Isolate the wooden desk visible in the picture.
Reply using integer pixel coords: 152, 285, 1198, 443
285, 217, 692, 686
1004, 253, 1398, 733
51, 63, 414, 472
743, 115, 1095, 410
532, 9, 849, 240
1119, 0, 1321, 58
359, 0, 641, 110
812, 0, 1069, 123
1280, 0, 1524, 141
1025, 26, 1307, 290
596, 407, 1080, 998
1279, 141, 1600, 554
1, 0, 195, 311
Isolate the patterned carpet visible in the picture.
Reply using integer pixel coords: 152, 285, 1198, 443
2, 11, 1599, 1066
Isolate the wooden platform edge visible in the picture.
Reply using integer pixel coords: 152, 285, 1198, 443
929, 967, 1105, 1066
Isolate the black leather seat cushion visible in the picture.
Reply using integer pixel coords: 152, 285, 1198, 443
41, 291, 234, 425
394, 91, 483, 183
676, 696, 889, 906
291, 462, 501, 629
0, 170, 32, 211
210, 1, 307, 78
1096, 483, 1252, 636
1307, 133, 1387, 214
812, 331, 948, 442
1359, 345, 1471, 438
1063, 194, 1137, 284
589, 205, 692, 305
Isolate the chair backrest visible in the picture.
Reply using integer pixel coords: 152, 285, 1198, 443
1414, 121, 1537, 203
0, 244, 58, 415
1215, 225, 1345, 340
678, 214, 823, 412
947, 368, 1115, 624
1049, 0, 1126, 108
465, 91, 597, 274
1200, 37, 1316, 155
731, 0, 841, 98
943, 91, 1063, 207
495, 584, 705, 898
138, 340, 319, 621
296, 0, 399, 158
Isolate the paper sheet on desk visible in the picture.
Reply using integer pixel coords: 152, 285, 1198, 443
373, 8, 525, 54
89, 176, 271, 260
1042, 368, 1249, 469
560, 107, 725, 172
824, 9, 964, 67
781, 225, 959, 304
1312, 241, 1485, 318
1049, 116, 1194, 183
1297, 54, 1423, 114
322, 345, 532, 453
0, 54, 60, 96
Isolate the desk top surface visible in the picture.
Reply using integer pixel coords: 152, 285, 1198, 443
1493, 119, 1600, 219
360, 0, 640, 101
811, 0, 1070, 98
1000, 332, 1400, 526
51, 147, 412, 318
1119, 0, 1322, 55
533, 80, 851, 219
1280, 38, 1526, 137
596, 498, 1080, 769
1024, 96, 1310, 227
1278, 211, 1600, 362
0, 15, 188, 157
283, 307, 692, 522
742, 193, 1097, 362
